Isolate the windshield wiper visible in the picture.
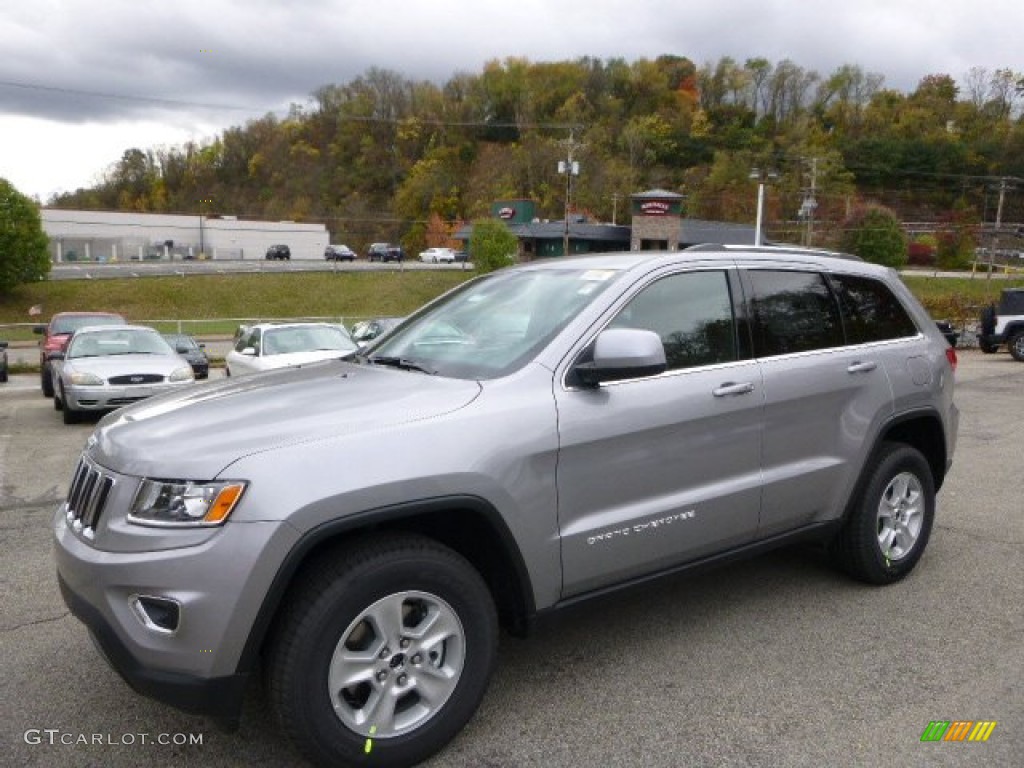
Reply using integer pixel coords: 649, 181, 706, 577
367, 355, 437, 375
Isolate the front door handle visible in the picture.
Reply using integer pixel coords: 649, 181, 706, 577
713, 381, 755, 397
847, 361, 877, 374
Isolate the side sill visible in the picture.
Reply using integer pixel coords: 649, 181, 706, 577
538, 521, 840, 620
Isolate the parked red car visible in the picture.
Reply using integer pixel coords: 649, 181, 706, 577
34, 311, 126, 396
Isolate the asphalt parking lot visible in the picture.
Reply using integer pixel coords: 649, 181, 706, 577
1, 350, 1021, 768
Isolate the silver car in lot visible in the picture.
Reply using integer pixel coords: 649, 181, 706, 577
51, 325, 195, 423
54, 247, 957, 767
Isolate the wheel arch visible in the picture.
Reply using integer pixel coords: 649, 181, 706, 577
875, 410, 948, 493
236, 496, 536, 678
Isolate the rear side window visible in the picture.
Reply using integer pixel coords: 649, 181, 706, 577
608, 270, 738, 370
830, 274, 918, 343
747, 270, 842, 356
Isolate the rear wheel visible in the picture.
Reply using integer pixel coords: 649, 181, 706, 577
829, 442, 935, 584
267, 533, 498, 768
979, 339, 999, 354
1008, 332, 1024, 362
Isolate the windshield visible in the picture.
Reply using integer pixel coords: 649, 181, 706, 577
52, 315, 124, 335
261, 324, 357, 356
370, 267, 621, 379
68, 329, 174, 358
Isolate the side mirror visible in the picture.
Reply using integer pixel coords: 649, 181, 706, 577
50, 351, 66, 361
33, 325, 45, 335
241, 347, 257, 357
0, 341, 8, 350
574, 328, 667, 387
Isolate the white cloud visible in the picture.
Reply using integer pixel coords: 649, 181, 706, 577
1, 0, 1020, 201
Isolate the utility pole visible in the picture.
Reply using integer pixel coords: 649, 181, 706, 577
611, 192, 619, 226
558, 131, 584, 256
800, 157, 819, 247
988, 177, 1014, 281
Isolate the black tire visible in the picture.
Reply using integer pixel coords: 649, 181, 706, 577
54, 385, 63, 411
0, 368, 7, 383
61, 394, 80, 424
979, 338, 999, 354
41, 363, 54, 397
829, 443, 935, 584
266, 533, 498, 768
979, 304, 996, 336
1008, 332, 1024, 363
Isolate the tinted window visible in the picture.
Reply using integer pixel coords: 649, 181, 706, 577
830, 273, 918, 343
609, 270, 738, 370
748, 270, 842, 356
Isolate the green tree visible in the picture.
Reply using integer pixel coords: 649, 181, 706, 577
839, 205, 907, 267
0, 178, 50, 294
469, 218, 517, 274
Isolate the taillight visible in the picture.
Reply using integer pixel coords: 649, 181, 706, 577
945, 347, 957, 372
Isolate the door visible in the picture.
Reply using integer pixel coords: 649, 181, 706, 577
745, 269, 895, 536
555, 269, 764, 597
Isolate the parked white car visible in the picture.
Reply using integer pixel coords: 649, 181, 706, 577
418, 247, 456, 263
226, 323, 358, 376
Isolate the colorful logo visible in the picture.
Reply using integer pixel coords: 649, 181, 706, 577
920, 721, 997, 742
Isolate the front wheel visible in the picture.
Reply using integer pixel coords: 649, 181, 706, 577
1007, 332, 1024, 362
829, 442, 935, 584
267, 533, 498, 768
42, 363, 54, 397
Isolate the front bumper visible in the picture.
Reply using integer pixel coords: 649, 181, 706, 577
65, 381, 192, 411
53, 494, 299, 721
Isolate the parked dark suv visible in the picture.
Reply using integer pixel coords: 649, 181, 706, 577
265, 244, 291, 260
367, 242, 404, 262
55, 246, 958, 768
34, 311, 126, 397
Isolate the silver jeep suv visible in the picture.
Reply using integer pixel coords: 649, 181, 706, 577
54, 247, 958, 768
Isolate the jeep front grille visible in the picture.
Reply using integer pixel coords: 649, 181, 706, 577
65, 458, 114, 538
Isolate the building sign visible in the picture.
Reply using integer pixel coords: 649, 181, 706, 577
498, 206, 516, 220
640, 201, 672, 216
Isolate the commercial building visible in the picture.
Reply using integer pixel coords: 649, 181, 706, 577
40, 209, 329, 262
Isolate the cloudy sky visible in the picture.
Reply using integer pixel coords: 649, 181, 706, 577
1, 0, 1019, 203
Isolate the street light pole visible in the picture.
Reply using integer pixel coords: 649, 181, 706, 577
754, 182, 766, 247
749, 168, 777, 247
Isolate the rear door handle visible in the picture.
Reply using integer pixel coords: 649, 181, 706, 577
713, 381, 755, 397
847, 361, 877, 374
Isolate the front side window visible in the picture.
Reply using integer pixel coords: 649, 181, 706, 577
608, 270, 738, 371
829, 273, 918, 343
748, 270, 843, 356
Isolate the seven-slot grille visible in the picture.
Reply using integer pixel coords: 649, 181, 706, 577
65, 457, 114, 535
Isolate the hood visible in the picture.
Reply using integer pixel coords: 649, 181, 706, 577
88, 359, 482, 478
67, 353, 190, 378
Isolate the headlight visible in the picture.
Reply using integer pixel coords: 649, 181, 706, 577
128, 479, 246, 527
169, 366, 195, 382
70, 371, 104, 385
